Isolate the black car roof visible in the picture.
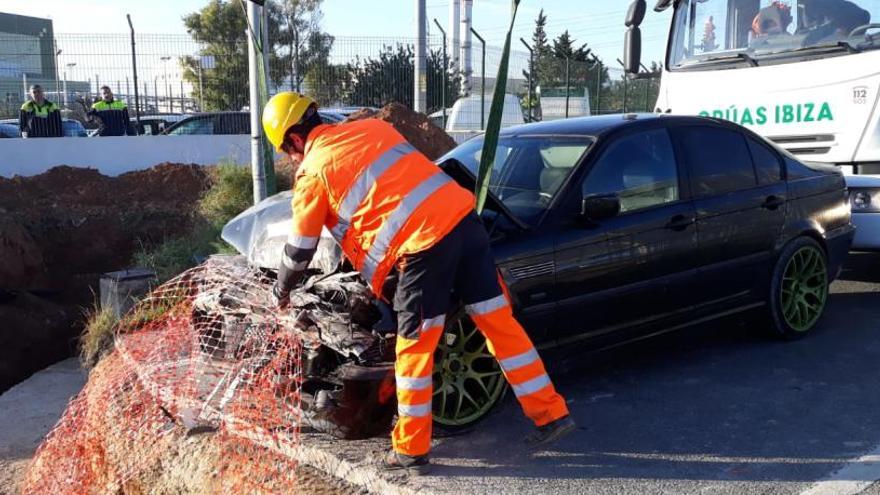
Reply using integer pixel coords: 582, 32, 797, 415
499, 113, 721, 138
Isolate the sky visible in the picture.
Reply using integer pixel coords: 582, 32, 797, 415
2, 0, 670, 98
2, 0, 671, 65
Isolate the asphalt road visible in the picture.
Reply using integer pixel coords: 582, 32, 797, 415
390, 252, 880, 495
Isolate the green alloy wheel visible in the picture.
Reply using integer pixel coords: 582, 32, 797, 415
781, 245, 828, 331
432, 312, 507, 428
768, 237, 829, 338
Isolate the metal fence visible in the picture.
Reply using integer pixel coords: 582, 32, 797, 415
0, 33, 660, 129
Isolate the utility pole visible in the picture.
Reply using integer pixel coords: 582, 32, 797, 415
414, 0, 427, 113
433, 19, 448, 128
459, 0, 473, 96
448, 0, 460, 79
247, 0, 267, 203
520, 38, 533, 122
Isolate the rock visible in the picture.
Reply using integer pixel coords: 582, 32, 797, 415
345, 102, 457, 160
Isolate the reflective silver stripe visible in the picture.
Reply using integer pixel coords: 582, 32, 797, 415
395, 375, 432, 391
420, 315, 446, 332
361, 172, 452, 283
281, 255, 309, 271
511, 374, 552, 398
331, 142, 416, 241
465, 294, 508, 316
398, 401, 432, 417
499, 348, 539, 373
287, 234, 319, 250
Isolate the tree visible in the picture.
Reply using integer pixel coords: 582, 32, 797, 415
179, 0, 288, 111
344, 44, 457, 113
275, 0, 334, 92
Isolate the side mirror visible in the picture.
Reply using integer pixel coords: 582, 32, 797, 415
624, 26, 642, 77
625, 0, 647, 27
581, 194, 621, 221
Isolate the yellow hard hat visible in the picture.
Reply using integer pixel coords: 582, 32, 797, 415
262, 91, 317, 151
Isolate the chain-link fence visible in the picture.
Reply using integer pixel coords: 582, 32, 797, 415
0, 32, 660, 130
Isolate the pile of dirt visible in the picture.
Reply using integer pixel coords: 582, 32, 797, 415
345, 102, 458, 160
0, 163, 211, 392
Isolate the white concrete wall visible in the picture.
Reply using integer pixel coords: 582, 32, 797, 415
0, 135, 275, 177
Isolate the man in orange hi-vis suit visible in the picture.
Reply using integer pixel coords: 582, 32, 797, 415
263, 92, 574, 475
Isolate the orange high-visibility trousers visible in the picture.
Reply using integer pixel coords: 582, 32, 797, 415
390, 213, 569, 456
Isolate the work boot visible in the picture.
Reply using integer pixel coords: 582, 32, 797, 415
525, 415, 576, 447
380, 450, 431, 475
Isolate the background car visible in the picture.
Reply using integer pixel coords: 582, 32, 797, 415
132, 114, 186, 136
0, 122, 20, 138
162, 110, 343, 135
225, 113, 854, 429
846, 174, 880, 250
0, 118, 87, 137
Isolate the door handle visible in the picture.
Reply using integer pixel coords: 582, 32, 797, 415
762, 195, 785, 210
665, 214, 695, 231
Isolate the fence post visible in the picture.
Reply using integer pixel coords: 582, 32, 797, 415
520, 38, 533, 122
617, 58, 627, 113
639, 63, 650, 112
471, 27, 486, 130
434, 19, 448, 128
126, 15, 141, 130
565, 56, 570, 119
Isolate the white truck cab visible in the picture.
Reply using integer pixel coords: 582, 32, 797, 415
624, 0, 880, 249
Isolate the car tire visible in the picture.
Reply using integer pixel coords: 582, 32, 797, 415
432, 309, 507, 432
766, 236, 829, 339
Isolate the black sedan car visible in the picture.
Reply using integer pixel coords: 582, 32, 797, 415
222, 113, 854, 431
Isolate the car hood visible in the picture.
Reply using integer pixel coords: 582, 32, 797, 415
221, 162, 523, 271
221, 191, 342, 273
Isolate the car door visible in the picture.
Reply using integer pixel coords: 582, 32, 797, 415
671, 125, 787, 305
552, 127, 700, 343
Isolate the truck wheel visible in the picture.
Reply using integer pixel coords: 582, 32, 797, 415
432, 310, 507, 430
767, 237, 829, 339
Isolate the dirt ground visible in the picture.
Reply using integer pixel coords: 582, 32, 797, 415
345, 102, 457, 160
0, 164, 211, 392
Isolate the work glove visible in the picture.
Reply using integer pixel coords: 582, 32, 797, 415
272, 281, 291, 310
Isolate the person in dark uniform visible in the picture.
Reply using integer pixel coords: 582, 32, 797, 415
19, 85, 63, 138
88, 86, 134, 136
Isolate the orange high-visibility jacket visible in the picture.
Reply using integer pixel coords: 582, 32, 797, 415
288, 118, 475, 294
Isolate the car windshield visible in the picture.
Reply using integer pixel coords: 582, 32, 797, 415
440, 135, 593, 225
670, 0, 880, 69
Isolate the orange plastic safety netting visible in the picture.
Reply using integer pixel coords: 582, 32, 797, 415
23, 256, 304, 494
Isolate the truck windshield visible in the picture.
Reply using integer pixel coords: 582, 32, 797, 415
669, 0, 880, 69
440, 135, 593, 226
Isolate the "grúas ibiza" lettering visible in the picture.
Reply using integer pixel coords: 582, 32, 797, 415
698, 102, 833, 126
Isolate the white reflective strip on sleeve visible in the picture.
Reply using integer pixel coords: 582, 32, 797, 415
465, 294, 508, 316
499, 348, 539, 373
332, 142, 416, 241
287, 234, 319, 250
511, 374, 552, 398
420, 315, 446, 332
395, 375, 432, 391
282, 254, 309, 271
398, 400, 432, 418
361, 172, 452, 283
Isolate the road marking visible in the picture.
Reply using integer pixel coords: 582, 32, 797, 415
799, 444, 880, 495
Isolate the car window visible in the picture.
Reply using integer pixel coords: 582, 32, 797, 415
441, 135, 593, 226
582, 128, 680, 214
747, 137, 783, 185
169, 117, 213, 135
215, 114, 250, 134
678, 126, 757, 197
